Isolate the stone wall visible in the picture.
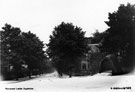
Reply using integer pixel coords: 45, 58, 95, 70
89, 52, 103, 75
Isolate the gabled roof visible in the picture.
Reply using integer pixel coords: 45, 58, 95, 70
88, 44, 100, 53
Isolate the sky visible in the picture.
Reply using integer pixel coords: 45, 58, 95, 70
0, 0, 135, 45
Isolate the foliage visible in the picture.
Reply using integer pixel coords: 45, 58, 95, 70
1, 24, 47, 80
21, 31, 46, 71
91, 30, 107, 44
102, 3, 135, 70
47, 22, 86, 76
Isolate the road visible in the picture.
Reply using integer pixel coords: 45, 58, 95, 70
0, 71, 135, 92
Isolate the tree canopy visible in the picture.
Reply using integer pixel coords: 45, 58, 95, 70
1, 24, 47, 79
47, 22, 86, 76
102, 3, 135, 70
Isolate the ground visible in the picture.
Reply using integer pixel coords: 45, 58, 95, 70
0, 71, 135, 92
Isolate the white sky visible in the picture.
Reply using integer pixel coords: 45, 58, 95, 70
0, 0, 135, 44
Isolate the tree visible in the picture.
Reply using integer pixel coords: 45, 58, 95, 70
1, 24, 46, 80
102, 3, 135, 73
1, 24, 23, 80
21, 31, 46, 77
91, 30, 107, 44
47, 22, 86, 76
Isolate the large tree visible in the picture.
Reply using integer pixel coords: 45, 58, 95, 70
47, 22, 86, 76
102, 3, 135, 72
1, 24, 23, 79
21, 31, 46, 75
1, 24, 46, 80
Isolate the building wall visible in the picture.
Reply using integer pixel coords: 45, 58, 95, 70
79, 42, 103, 75
78, 38, 104, 75
89, 52, 103, 75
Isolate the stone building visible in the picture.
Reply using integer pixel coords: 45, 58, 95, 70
79, 38, 103, 75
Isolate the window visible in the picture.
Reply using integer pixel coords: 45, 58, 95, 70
82, 64, 86, 70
